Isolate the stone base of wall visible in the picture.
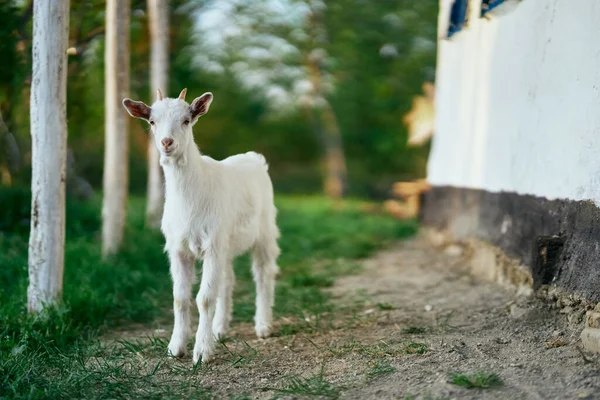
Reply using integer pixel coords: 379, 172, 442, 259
421, 185, 600, 302
423, 228, 534, 296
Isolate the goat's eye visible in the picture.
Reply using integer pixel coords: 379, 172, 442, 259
183, 119, 190, 125
149, 120, 155, 126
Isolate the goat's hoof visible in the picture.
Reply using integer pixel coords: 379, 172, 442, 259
212, 323, 230, 341
167, 341, 186, 358
168, 347, 186, 358
255, 324, 272, 339
213, 329, 228, 341
193, 348, 215, 364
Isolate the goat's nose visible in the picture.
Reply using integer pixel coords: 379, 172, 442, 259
161, 138, 174, 149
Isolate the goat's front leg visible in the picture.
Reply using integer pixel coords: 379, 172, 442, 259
167, 249, 195, 358
193, 250, 224, 364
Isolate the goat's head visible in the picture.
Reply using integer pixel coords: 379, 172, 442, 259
122, 88, 213, 161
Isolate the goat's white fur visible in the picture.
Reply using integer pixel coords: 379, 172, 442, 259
122, 89, 280, 363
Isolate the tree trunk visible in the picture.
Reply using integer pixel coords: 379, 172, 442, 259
146, 0, 169, 229
319, 103, 347, 198
28, 0, 69, 313
307, 56, 348, 198
0, 110, 21, 180
102, 0, 130, 257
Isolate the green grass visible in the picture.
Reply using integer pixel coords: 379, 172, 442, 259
262, 365, 342, 399
0, 189, 416, 398
404, 341, 428, 355
436, 311, 457, 333
376, 302, 395, 310
328, 340, 399, 358
219, 338, 258, 368
365, 359, 396, 381
229, 395, 253, 400
401, 326, 428, 334
448, 371, 504, 389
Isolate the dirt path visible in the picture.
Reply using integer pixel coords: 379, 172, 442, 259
108, 236, 600, 399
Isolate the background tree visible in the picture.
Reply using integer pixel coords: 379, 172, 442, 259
102, 0, 131, 257
27, 0, 70, 312
2, 0, 438, 201
145, 0, 169, 229
190, 0, 437, 197
0, 1, 30, 186
304, 3, 348, 198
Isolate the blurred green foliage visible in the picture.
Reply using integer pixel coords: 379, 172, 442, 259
0, 0, 436, 198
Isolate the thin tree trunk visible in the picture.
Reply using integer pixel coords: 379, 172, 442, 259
102, 0, 130, 257
319, 103, 347, 198
0, 110, 21, 178
146, 0, 169, 230
28, 0, 69, 313
307, 56, 347, 198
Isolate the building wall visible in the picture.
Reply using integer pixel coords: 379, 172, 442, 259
429, 0, 600, 205
424, 0, 600, 301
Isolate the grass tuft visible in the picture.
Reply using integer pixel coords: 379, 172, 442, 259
220, 338, 258, 368
401, 326, 427, 334
436, 311, 457, 333
262, 365, 342, 399
366, 359, 396, 381
448, 371, 504, 389
404, 341, 428, 355
376, 302, 395, 310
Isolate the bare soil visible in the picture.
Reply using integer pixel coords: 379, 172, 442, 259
107, 236, 600, 399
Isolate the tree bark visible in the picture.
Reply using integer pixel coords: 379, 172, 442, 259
307, 56, 347, 198
305, 8, 348, 199
102, 0, 131, 257
0, 110, 21, 178
146, 0, 169, 230
319, 103, 347, 198
28, 0, 70, 313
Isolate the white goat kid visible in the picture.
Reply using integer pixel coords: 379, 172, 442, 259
122, 88, 280, 363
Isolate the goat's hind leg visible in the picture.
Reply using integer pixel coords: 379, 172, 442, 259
167, 249, 195, 357
252, 239, 279, 338
213, 258, 234, 340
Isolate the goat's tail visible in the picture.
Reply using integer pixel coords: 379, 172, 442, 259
246, 151, 269, 171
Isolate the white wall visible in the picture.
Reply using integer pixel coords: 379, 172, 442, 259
428, 0, 600, 204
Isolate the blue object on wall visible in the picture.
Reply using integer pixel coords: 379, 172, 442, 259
448, 0, 468, 38
481, 0, 505, 16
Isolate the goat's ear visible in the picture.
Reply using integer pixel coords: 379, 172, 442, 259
189, 92, 213, 120
122, 98, 151, 120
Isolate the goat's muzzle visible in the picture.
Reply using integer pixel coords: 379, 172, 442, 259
162, 138, 174, 151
